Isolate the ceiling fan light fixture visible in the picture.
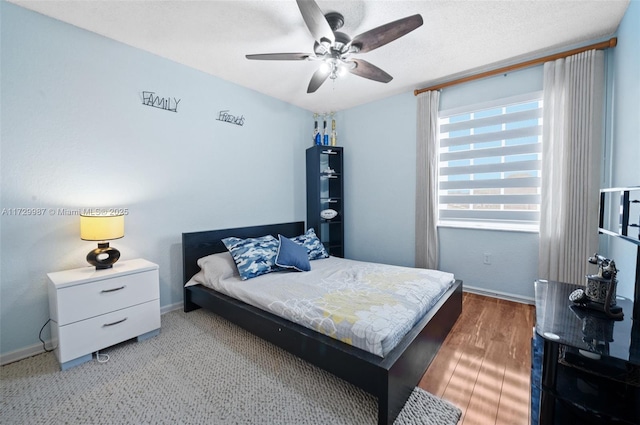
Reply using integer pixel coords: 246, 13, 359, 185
320, 58, 346, 80
247, 0, 423, 93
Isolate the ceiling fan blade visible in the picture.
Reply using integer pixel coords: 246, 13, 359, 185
307, 67, 330, 93
296, 0, 335, 45
246, 53, 311, 60
348, 59, 393, 83
351, 14, 423, 54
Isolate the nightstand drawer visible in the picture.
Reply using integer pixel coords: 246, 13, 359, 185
56, 299, 160, 363
55, 269, 159, 325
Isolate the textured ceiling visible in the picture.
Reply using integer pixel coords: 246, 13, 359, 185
9, 0, 630, 112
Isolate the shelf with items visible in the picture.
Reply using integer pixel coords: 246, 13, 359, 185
531, 279, 640, 425
530, 186, 640, 425
307, 145, 344, 257
319, 197, 342, 221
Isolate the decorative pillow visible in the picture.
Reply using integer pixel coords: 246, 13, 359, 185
275, 234, 311, 272
222, 235, 282, 280
292, 228, 329, 260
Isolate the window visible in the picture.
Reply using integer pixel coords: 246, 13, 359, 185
438, 92, 543, 230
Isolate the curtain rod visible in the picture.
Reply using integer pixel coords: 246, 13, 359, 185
414, 37, 617, 96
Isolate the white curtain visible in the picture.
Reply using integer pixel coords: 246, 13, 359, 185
416, 90, 440, 269
539, 50, 605, 284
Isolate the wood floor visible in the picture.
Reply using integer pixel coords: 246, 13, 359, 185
419, 292, 535, 425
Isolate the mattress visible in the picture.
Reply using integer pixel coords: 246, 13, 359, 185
187, 254, 455, 357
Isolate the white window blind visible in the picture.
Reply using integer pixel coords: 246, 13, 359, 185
438, 92, 543, 229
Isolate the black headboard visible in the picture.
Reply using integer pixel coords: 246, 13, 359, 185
181, 221, 305, 285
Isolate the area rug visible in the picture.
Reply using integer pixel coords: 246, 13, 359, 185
1, 309, 461, 425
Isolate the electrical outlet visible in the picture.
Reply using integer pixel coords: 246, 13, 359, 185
483, 253, 491, 265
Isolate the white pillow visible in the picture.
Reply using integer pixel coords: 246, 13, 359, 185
185, 270, 206, 287
184, 251, 239, 288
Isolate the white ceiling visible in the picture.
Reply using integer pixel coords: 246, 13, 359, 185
9, 0, 630, 112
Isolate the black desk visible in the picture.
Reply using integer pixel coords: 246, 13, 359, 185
532, 279, 640, 425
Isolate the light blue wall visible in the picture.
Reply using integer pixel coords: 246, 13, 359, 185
0, 2, 309, 358
440, 66, 543, 111
607, 0, 640, 299
341, 92, 418, 267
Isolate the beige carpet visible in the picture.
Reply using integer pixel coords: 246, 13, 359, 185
1, 308, 461, 425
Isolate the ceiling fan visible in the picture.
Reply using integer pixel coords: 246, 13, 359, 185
246, 0, 423, 93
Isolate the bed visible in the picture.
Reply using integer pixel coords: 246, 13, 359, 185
182, 221, 462, 425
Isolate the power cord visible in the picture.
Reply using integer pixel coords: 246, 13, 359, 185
38, 319, 57, 352
40, 318, 111, 363
96, 350, 110, 363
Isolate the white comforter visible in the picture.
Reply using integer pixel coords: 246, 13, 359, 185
187, 255, 455, 357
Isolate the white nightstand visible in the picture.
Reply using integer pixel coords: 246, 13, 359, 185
47, 258, 161, 370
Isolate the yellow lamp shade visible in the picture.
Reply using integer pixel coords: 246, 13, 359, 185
80, 214, 124, 241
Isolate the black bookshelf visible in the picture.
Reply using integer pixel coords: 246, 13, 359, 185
306, 146, 344, 257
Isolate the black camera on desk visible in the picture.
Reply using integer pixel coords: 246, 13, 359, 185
569, 254, 623, 320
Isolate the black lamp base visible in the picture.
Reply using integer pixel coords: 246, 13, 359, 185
87, 242, 121, 270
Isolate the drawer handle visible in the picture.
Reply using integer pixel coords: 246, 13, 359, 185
101, 286, 126, 293
103, 317, 128, 327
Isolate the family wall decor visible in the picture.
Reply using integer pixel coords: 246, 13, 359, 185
142, 91, 181, 113
139, 90, 247, 128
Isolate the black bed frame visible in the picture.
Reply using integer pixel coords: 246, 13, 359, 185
182, 221, 462, 425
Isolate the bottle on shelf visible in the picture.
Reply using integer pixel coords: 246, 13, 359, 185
330, 117, 337, 146
323, 116, 329, 146
313, 113, 321, 146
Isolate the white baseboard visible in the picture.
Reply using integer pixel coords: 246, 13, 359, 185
1, 303, 185, 366
0, 342, 47, 366
161, 302, 183, 315
463, 285, 535, 305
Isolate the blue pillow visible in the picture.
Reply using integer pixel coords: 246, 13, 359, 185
222, 235, 282, 280
275, 234, 311, 272
292, 228, 329, 260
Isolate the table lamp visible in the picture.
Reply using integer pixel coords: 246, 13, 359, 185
80, 213, 124, 269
